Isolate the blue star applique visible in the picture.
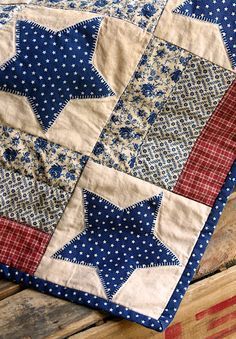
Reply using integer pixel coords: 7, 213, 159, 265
0, 18, 115, 131
173, 0, 236, 68
53, 189, 180, 299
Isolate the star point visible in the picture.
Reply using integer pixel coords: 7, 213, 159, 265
53, 189, 180, 299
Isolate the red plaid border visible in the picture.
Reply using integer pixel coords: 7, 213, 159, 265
0, 217, 51, 274
174, 80, 236, 206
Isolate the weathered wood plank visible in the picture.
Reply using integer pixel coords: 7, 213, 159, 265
0, 280, 22, 301
195, 191, 236, 280
71, 319, 158, 339
45, 312, 107, 339
70, 266, 236, 339
0, 289, 107, 339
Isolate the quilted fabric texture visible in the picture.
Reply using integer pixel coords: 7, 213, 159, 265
0, 0, 235, 333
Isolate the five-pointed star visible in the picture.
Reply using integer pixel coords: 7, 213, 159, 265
53, 189, 180, 299
173, 0, 236, 68
0, 18, 115, 131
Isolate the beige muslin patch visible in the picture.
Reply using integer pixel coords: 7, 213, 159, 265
36, 160, 210, 318
155, 0, 234, 72
0, 5, 150, 154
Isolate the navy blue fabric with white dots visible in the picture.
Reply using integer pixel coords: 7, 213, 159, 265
0, 18, 114, 131
53, 190, 180, 299
0, 160, 235, 331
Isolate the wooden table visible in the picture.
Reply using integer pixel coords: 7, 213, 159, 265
0, 192, 236, 339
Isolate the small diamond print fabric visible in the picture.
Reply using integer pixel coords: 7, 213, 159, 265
0, 166, 70, 233
0, 0, 235, 333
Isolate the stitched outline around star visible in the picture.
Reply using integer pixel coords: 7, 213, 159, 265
52, 189, 181, 300
173, 0, 236, 68
0, 17, 116, 131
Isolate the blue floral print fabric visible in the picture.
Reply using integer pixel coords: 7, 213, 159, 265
29, 0, 167, 32
0, 5, 25, 27
92, 38, 192, 171
0, 125, 87, 192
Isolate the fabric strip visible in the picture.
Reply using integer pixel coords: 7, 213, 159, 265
174, 80, 236, 206
92, 38, 192, 172
0, 125, 87, 192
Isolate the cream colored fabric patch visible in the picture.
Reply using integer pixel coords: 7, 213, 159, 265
0, 6, 150, 154
155, 0, 234, 72
36, 160, 210, 319
113, 266, 184, 319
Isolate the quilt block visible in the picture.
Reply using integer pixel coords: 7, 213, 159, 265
0, 0, 235, 332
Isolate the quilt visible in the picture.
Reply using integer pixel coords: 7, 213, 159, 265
0, 0, 235, 332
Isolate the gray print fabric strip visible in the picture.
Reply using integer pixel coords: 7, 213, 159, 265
0, 166, 70, 233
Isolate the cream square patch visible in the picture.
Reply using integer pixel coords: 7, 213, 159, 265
36, 160, 210, 319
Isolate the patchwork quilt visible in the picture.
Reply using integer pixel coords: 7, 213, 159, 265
0, 0, 235, 332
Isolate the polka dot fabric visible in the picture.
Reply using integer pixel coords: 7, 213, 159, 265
0, 18, 114, 131
53, 190, 180, 299
0, 160, 235, 332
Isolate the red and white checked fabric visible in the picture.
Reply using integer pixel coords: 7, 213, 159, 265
174, 80, 236, 206
0, 217, 51, 274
